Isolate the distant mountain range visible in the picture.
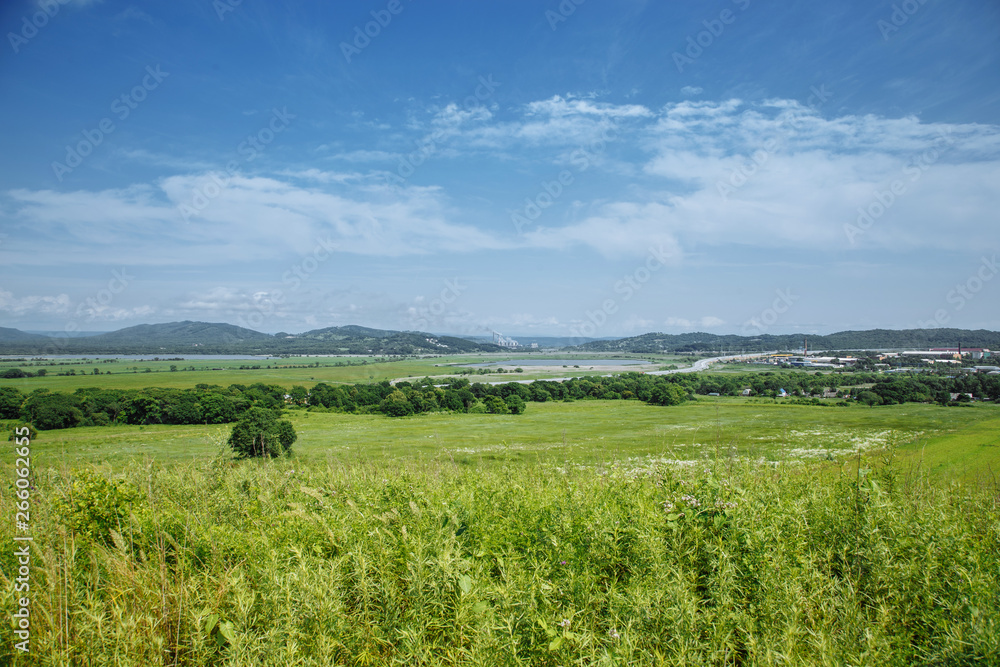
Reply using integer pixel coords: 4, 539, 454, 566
0, 322, 997, 356
568, 328, 1000, 354
0, 321, 503, 355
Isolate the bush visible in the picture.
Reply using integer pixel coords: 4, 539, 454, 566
52, 470, 144, 546
227, 407, 297, 458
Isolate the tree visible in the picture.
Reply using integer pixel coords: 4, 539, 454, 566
289, 385, 308, 405
200, 393, 238, 424
856, 390, 882, 407
484, 396, 510, 414
649, 383, 689, 406
504, 395, 526, 415
227, 407, 297, 458
379, 390, 414, 417
0, 387, 24, 420
20, 392, 84, 430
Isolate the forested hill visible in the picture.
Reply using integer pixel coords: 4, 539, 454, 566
569, 328, 1000, 353
0, 327, 51, 343
0, 321, 501, 355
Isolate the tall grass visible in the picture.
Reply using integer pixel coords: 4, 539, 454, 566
2, 449, 998, 665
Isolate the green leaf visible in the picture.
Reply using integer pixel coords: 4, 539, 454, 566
472, 601, 488, 614
549, 636, 563, 651
218, 621, 235, 644
458, 574, 472, 594
204, 613, 219, 635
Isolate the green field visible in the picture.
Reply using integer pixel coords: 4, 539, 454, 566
7, 399, 999, 482
3, 385, 999, 664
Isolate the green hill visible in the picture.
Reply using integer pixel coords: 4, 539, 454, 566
569, 328, 1000, 353
0, 322, 501, 355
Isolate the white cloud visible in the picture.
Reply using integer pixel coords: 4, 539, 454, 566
521, 202, 683, 260
3, 174, 510, 266
680, 86, 703, 96
524, 95, 653, 119
3, 95, 998, 275
325, 150, 399, 163
76, 304, 156, 322
0, 289, 71, 316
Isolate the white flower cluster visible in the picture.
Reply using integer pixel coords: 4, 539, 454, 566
680, 494, 701, 508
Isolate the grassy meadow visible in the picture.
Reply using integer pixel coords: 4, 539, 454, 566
2, 393, 999, 664
6, 398, 999, 478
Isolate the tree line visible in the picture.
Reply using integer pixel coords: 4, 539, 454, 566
2, 370, 997, 432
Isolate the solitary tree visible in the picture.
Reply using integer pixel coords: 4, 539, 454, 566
649, 384, 689, 406
228, 407, 297, 458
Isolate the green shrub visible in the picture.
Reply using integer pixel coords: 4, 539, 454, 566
51, 470, 145, 546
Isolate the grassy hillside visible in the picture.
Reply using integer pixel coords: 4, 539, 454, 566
1, 451, 997, 665
3, 399, 998, 665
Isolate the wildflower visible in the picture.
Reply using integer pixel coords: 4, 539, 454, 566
609, 628, 620, 639
680, 494, 700, 508
558, 618, 571, 628
560, 560, 567, 565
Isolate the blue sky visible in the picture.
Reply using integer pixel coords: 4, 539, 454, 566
1, 0, 998, 339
